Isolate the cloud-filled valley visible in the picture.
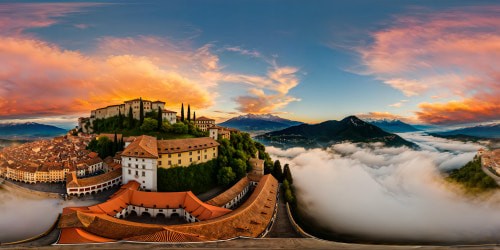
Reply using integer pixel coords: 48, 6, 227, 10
267, 133, 500, 243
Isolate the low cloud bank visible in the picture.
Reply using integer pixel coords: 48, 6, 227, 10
0, 189, 96, 242
267, 133, 500, 243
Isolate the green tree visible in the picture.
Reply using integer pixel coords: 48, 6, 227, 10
139, 97, 144, 125
273, 160, 283, 182
217, 167, 236, 186
181, 103, 185, 122
172, 122, 188, 134
187, 104, 191, 122
128, 106, 134, 129
285, 188, 295, 204
157, 106, 163, 130
283, 163, 293, 184
140, 118, 158, 131
118, 110, 123, 129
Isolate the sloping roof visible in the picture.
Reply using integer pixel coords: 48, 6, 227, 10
167, 175, 278, 240
206, 177, 250, 207
157, 137, 219, 154
57, 175, 278, 243
58, 228, 114, 244
121, 135, 158, 159
162, 109, 177, 113
195, 116, 215, 121
67, 168, 122, 188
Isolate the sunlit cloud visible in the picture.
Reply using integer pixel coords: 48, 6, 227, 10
388, 100, 408, 108
357, 6, 500, 124
0, 36, 216, 118
0, 3, 303, 119
223, 65, 301, 114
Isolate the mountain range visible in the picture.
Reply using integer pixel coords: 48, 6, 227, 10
432, 123, 500, 139
367, 119, 420, 133
219, 114, 302, 133
256, 116, 416, 148
0, 122, 67, 139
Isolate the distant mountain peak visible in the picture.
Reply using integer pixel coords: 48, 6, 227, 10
219, 114, 302, 133
257, 115, 417, 148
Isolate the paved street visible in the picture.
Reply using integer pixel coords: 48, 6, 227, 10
266, 189, 301, 238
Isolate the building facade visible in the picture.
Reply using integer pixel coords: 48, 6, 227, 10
162, 109, 177, 124
121, 135, 159, 191
194, 116, 215, 131
120, 136, 220, 191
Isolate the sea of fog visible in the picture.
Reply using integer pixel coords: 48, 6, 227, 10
267, 132, 500, 243
0, 189, 97, 242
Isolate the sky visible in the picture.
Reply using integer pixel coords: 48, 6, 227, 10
0, 0, 499, 128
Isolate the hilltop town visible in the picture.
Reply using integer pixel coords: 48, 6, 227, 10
0, 97, 298, 245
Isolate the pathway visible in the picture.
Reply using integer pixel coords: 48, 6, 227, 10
266, 188, 301, 238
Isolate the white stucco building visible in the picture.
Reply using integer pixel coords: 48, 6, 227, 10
121, 135, 158, 191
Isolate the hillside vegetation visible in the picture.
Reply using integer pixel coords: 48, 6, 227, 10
447, 157, 498, 192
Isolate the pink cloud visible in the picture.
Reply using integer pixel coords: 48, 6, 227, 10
0, 36, 216, 118
357, 6, 500, 124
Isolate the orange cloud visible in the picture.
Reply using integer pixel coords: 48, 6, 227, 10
358, 6, 500, 124
222, 65, 301, 114
0, 36, 215, 118
0, 3, 302, 118
417, 98, 500, 125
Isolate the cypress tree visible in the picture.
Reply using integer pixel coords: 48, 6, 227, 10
283, 163, 293, 184
273, 160, 283, 182
139, 97, 144, 125
181, 103, 185, 122
157, 106, 162, 130
193, 111, 196, 123
118, 110, 123, 129
187, 104, 191, 122
128, 106, 134, 129
113, 132, 118, 155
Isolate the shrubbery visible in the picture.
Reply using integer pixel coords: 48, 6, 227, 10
448, 157, 498, 192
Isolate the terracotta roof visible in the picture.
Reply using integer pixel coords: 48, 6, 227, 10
121, 135, 158, 159
66, 168, 122, 188
206, 177, 250, 207
58, 228, 114, 244
195, 116, 215, 121
162, 109, 177, 113
157, 137, 219, 154
57, 175, 278, 243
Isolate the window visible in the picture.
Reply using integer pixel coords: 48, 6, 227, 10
135, 170, 138, 175
204, 149, 207, 152
198, 156, 200, 161
168, 160, 171, 165
142, 159, 145, 162
178, 159, 181, 164
142, 171, 145, 177
128, 169, 131, 174
142, 165, 145, 169
128, 163, 131, 167
135, 164, 138, 168
168, 154, 171, 158
190, 158, 192, 162
198, 150, 200, 154
213, 153, 215, 157
159, 161, 162, 165
135, 158, 138, 161
178, 153, 181, 157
